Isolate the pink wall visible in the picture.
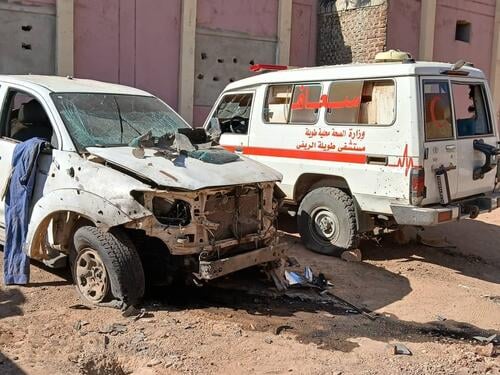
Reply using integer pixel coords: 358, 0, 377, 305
74, 0, 181, 109
74, 0, 120, 83
386, 0, 420, 59
197, 0, 278, 37
433, 0, 496, 78
290, 0, 317, 67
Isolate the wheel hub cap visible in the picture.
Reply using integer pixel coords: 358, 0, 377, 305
313, 209, 338, 240
75, 248, 108, 303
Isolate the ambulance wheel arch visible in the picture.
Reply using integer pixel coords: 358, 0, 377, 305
294, 174, 374, 233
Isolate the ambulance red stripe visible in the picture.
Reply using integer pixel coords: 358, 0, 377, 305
222, 145, 367, 164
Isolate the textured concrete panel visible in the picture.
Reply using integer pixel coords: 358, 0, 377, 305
194, 30, 277, 107
0, 7, 55, 74
197, 0, 279, 38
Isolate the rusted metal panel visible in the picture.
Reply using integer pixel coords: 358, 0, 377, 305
198, 242, 286, 280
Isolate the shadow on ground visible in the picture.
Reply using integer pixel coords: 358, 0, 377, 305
0, 351, 26, 375
279, 211, 500, 285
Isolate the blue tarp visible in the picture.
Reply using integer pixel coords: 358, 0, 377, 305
4, 138, 46, 285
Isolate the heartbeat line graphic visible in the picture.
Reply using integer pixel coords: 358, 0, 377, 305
388, 144, 414, 176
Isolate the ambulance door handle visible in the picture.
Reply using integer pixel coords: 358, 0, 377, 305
445, 145, 456, 152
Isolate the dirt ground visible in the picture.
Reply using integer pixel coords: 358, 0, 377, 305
0, 211, 499, 375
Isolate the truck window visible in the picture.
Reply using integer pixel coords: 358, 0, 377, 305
290, 84, 322, 124
264, 85, 292, 124
452, 83, 492, 137
1, 90, 56, 146
325, 80, 395, 125
423, 81, 454, 141
211, 93, 253, 134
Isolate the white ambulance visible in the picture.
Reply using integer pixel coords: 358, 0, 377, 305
204, 54, 500, 256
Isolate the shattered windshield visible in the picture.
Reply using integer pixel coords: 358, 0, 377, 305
51, 93, 189, 150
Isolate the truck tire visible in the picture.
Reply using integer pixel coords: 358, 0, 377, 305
297, 187, 358, 256
71, 226, 145, 309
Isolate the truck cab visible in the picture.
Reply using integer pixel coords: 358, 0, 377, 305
204, 56, 500, 256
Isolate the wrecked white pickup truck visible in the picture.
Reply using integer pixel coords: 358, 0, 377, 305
0, 75, 286, 308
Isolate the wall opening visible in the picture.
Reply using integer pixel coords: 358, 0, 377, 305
455, 20, 471, 43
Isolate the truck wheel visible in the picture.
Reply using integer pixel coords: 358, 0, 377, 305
71, 226, 145, 309
297, 187, 358, 256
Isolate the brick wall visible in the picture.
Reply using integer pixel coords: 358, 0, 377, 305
317, 1, 388, 65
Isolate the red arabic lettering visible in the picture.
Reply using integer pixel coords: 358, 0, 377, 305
292, 86, 361, 111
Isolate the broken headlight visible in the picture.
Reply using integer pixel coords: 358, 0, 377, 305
152, 197, 191, 226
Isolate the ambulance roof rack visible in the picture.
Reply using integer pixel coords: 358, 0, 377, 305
375, 50, 414, 64
249, 64, 289, 73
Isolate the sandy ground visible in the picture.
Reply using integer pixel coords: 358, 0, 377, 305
0, 211, 499, 375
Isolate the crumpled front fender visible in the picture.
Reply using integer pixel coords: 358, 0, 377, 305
26, 189, 152, 257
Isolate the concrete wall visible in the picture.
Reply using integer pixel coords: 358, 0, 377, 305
193, 0, 279, 125
74, 0, 181, 109
0, 0, 56, 75
290, 0, 317, 67
317, 0, 388, 65
433, 0, 496, 78
386, 0, 420, 59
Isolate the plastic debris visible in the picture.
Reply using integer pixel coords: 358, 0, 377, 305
285, 267, 329, 289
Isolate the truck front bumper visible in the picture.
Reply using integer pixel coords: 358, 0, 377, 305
390, 191, 500, 226
197, 242, 287, 280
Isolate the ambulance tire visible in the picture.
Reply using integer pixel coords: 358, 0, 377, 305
297, 187, 358, 256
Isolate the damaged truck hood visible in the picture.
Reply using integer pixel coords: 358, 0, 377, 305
87, 146, 282, 190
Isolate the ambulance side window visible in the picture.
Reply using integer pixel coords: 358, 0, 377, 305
263, 85, 293, 124
289, 84, 322, 124
423, 81, 454, 141
211, 93, 253, 134
325, 80, 395, 125
452, 83, 492, 137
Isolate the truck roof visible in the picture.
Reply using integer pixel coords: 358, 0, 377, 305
224, 61, 486, 91
0, 75, 153, 96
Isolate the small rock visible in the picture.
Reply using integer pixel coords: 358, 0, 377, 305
341, 249, 362, 262
475, 343, 496, 358
264, 337, 273, 344
147, 359, 162, 367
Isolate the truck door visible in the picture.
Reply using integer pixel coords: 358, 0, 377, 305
206, 91, 254, 153
421, 79, 458, 204
451, 81, 497, 199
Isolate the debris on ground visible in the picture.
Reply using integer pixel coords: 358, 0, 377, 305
68, 304, 92, 310
436, 315, 447, 322
340, 249, 362, 262
274, 325, 293, 335
481, 295, 500, 305
73, 320, 89, 331
473, 334, 498, 344
391, 343, 412, 356
285, 267, 328, 289
264, 337, 273, 344
99, 323, 128, 335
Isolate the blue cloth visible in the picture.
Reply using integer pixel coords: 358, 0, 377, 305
4, 138, 46, 285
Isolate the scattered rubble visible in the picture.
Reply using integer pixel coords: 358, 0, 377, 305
340, 249, 362, 262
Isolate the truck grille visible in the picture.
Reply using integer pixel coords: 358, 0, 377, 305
205, 187, 261, 241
